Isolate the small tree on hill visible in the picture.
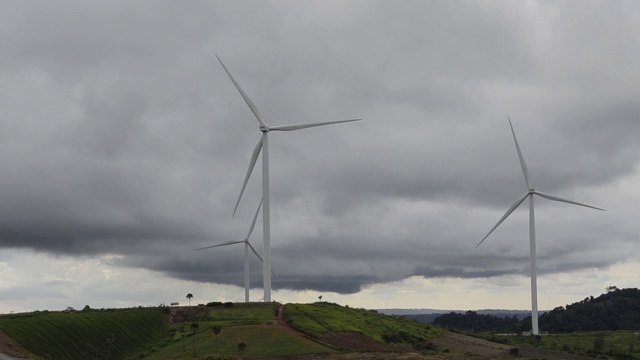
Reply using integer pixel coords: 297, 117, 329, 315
186, 293, 193, 306
212, 326, 221, 347
238, 342, 247, 359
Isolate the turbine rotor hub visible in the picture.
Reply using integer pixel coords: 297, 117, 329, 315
259, 125, 270, 133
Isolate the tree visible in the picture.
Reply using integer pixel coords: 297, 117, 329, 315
238, 342, 247, 359
212, 326, 221, 347
191, 322, 199, 357
318, 295, 323, 302
186, 293, 193, 306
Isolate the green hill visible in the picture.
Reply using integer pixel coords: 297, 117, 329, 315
0, 302, 443, 359
6, 301, 617, 359
0, 307, 170, 359
285, 302, 440, 350
539, 287, 640, 332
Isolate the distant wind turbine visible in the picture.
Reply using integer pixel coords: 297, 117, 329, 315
217, 55, 361, 302
477, 118, 605, 335
193, 200, 278, 302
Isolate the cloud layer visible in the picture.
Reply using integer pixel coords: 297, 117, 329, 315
1, 1, 638, 301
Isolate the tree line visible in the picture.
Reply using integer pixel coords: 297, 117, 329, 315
429, 287, 640, 333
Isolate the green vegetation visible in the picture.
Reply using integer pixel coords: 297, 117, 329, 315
477, 331, 640, 359
142, 302, 330, 359
18, 300, 640, 359
432, 287, 640, 334
0, 302, 447, 359
285, 302, 440, 350
539, 287, 640, 332
433, 310, 523, 333
0, 307, 170, 359
144, 324, 330, 359
204, 301, 277, 327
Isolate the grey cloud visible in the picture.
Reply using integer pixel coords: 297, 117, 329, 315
0, 1, 637, 296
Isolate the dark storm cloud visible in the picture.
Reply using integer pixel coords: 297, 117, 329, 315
0, 1, 637, 295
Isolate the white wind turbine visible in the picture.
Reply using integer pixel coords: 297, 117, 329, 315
193, 200, 278, 302
217, 55, 361, 302
477, 118, 605, 335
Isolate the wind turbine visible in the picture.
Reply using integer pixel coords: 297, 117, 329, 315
476, 118, 605, 335
193, 200, 278, 302
217, 55, 361, 302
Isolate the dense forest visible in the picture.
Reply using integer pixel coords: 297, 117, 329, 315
431, 311, 523, 333
430, 287, 640, 333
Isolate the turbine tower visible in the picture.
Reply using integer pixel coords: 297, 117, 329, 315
217, 55, 361, 302
194, 200, 278, 302
477, 118, 605, 335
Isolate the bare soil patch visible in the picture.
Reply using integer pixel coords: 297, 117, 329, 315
0, 330, 35, 359
431, 331, 513, 358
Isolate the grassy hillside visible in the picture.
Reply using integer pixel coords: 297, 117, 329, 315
0, 307, 170, 359
142, 302, 331, 359
8, 301, 621, 359
3, 302, 444, 359
285, 302, 440, 350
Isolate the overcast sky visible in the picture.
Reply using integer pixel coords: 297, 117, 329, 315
1, 0, 639, 314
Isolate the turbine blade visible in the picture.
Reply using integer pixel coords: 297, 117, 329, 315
248, 242, 279, 279
269, 118, 361, 131
193, 240, 244, 251
216, 55, 265, 126
248, 242, 264, 262
533, 190, 606, 211
271, 268, 280, 279
477, 192, 530, 248
233, 137, 263, 216
509, 118, 531, 189
246, 199, 263, 239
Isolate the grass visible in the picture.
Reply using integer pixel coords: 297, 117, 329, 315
477, 330, 640, 359
137, 302, 332, 359
19, 301, 638, 359
285, 302, 440, 349
144, 324, 331, 359
0, 307, 171, 359
204, 302, 278, 326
